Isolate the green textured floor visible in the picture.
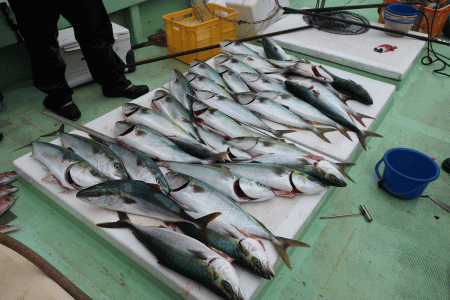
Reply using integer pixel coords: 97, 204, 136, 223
1, 1, 450, 299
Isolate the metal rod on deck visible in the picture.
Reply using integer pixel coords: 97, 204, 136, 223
42, 111, 117, 144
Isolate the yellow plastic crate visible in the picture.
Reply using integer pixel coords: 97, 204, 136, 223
163, 4, 238, 64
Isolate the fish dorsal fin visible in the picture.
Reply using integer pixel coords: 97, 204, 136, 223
221, 165, 234, 179
312, 90, 321, 98
121, 196, 137, 204
189, 249, 208, 260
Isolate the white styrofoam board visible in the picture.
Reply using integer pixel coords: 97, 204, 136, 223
13, 91, 338, 300
262, 14, 428, 80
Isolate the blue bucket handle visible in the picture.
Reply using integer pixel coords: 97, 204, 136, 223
375, 158, 427, 198
383, 11, 418, 24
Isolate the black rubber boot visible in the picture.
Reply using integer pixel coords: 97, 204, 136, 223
43, 94, 81, 121
103, 84, 149, 99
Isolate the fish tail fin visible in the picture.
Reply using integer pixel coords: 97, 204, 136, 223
272, 236, 310, 270
194, 212, 222, 247
351, 112, 374, 128
272, 129, 296, 138
97, 212, 131, 228
338, 126, 353, 141
334, 162, 357, 184
313, 127, 336, 143
40, 124, 65, 138
202, 151, 229, 165
356, 130, 383, 151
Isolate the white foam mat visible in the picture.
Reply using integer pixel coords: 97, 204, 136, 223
262, 14, 427, 80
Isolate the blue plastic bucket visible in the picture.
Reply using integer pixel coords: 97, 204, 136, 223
375, 148, 440, 199
386, 4, 419, 16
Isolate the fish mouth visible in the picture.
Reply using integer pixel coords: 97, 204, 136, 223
122, 103, 140, 117
170, 180, 190, 192
233, 179, 257, 201
289, 172, 301, 194
65, 164, 82, 189
115, 122, 135, 137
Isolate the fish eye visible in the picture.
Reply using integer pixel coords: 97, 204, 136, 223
172, 172, 178, 175
157, 179, 162, 184
91, 170, 99, 176
331, 175, 337, 180
92, 192, 99, 197
257, 182, 264, 186
224, 282, 231, 291
114, 164, 121, 170
254, 258, 261, 266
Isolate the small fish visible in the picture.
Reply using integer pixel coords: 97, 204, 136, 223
189, 59, 229, 89
98, 212, 244, 300
0, 195, 18, 216
166, 172, 310, 270
262, 37, 302, 61
323, 67, 374, 105
0, 185, 18, 198
185, 71, 235, 101
217, 66, 252, 93
192, 102, 253, 138
151, 90, 200, 141
0, 171, 18, 185
158, 161, 275, 202
77, 180, 221, 246
284, 81, 382, 151
169, 69, 195, 114
192, 91, 294, 138
233, 93, 335, 143
0, 225, 19, 234
214, 54, 260, 75
232, 54, 283, 74
220, 40, 261, 57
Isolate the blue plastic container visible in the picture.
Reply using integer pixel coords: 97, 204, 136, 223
375, 148, 440, 199
386, 4, 420, 16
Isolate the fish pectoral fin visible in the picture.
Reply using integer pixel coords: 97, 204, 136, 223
211, 248, 234, 263
120, 196, 137, 204
221, 166, 234, 178
188, 249, 208, 260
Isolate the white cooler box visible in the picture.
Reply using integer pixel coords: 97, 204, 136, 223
58, 22, 136, 88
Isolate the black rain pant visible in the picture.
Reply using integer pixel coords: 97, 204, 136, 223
8, 0, 130, 106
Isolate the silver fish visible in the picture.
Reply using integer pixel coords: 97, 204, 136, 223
217, 66, 252, 93
232, 54, 282, 74
0, 185, 18, 198
92, 139, 169, 194
192, 102, 253, 138
256, 91, 353, 141
77, 180, 220, 246
169, 69, 195, 114
218, 163, 327, 195
0, 171, 18, 185
166, 172, 310, 270
226, 136, 310, 157
0, 195, 17, 216
262, 37, 296, 61
233, 93, 335, 143
287, 62, 334, 83
159, 161, 275, 202
185, 71, 235, 101
220, 40, 261, 57
115, 121, 222, 165
192, 123, 252, 161
123, 103, 197, 142
32, 141, 108, 190
193, 90, 294, 138
189, 59, 229, 90
151, 89, 199, 141
98, 212, 244, 300
214, 54, 260, 75
238, 72, 293, 95
176, 215, 274, 279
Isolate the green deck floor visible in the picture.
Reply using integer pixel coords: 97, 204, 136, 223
1, 1, 449, 299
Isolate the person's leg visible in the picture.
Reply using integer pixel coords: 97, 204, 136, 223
8, 0, 81, 120
61, 0, 148, 99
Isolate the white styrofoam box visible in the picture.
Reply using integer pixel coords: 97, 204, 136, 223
225, 0, 289, 38
14, 45, 395, 300
262, 14, 428, 80
58, 22, 133, 88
